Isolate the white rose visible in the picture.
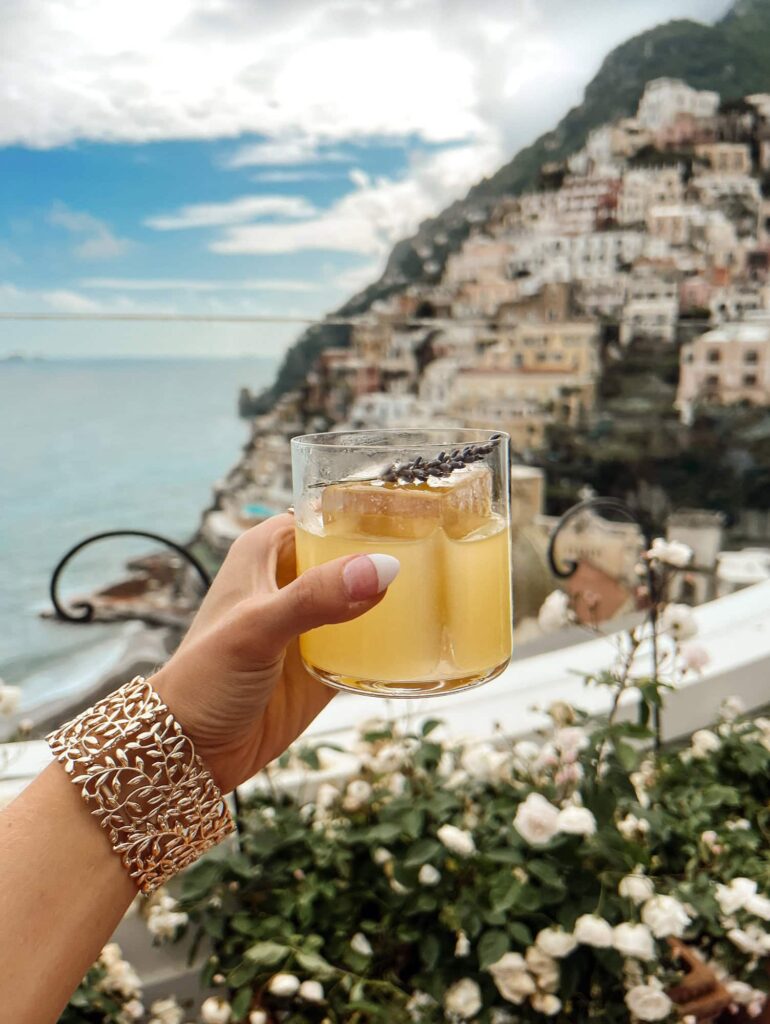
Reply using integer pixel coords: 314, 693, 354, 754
531, 993, 562, 1016
681, 644, 710, 673
407, 991, 437, 1021
350, 932, 373, 957
619, 873, 655, 906
625, 983, 673, 1021
617, 813, 650, 840
525, 946, 556, 976
727, 818, 751, 832
612, 923, 656, 960
298, 980, 324, 1003
691, 729, 721, 760
525, 947, 559, 991
388, 771, 408, 795
122, 1000, 145, 1022
538, 590, 571, 632
443, 978, 482, 1020
342, 779, 373, 812
200, 998, 232, 1024
249, 1013, 268, 1024
455, 931, 471, 957
373, 742, 409, 773
554, 727, 589, 755
103, 960, 142, 999
726, 980, 755, 1005
641, 895, 691, 938
512, 741, 541, 765
647, 538, 693, 568
437, 824, 476, 858
720, 695, 745, 721
461, 743, 510, 783
489, 953, 536, 1005
100, 943, 123, 968
535, 927, 578, 959
0, 682, 21, 716
659, 603, 697, 641
727, 927, 766, 956
267, 973, 301, 998
147, 998, 182, 1024
746, 893, 770, 921
574, 914, 613, 949
513, 793, 561, 846
558, 805, 596, 836
373, 846, 392, 865
716, 878, 757, 915
146, 906, 188, 941
314, 783, 339, 811
418, 863, 441, 886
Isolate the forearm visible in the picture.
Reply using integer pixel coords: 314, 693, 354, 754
0, 761, 136, 1024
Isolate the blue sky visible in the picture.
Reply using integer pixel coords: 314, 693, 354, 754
0, 0, 731, 358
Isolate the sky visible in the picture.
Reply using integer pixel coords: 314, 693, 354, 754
0, 0, 732, 359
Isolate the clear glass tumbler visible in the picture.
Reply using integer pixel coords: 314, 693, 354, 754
291, 428, 512, 697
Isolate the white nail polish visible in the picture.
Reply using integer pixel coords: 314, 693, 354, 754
368, 554, 400, 592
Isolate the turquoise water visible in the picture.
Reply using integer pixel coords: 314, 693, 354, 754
0, 357, 277, 703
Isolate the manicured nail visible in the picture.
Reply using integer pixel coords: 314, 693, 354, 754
342, 554, 400, 600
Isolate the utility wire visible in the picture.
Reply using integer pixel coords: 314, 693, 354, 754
0, 311, 726, 327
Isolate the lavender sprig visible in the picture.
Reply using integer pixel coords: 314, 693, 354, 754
382, 433, 503, 484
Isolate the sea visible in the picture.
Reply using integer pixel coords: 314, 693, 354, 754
0, 357, 277, 709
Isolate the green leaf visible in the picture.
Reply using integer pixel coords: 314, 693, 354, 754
181, 858, 222, 899
401, 808, 426, 839
295, 950, 336, 979
421, 719, 444, 736
245, 940, 290, 966
366, 822, 403, 843
485, 848, 524, 865
404, 839, 442, 867
528, 860, 564, 889
615, 742, 638, 772
228, 959, 258, 988
230, 987, 253, 1022
420, 933, 441, 970
509, 921, 533, 947
478, 929, 510, 970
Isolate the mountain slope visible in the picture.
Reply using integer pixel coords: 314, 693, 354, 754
254, 0, 770, 413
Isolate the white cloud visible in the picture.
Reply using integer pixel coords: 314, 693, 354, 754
145, 194, 316, 230
211, 142, 502, 257
81, 277, 321, 292
224, 138, 349, 168
251, 170, 345, 183
49, 202, 132, 260
0, 1, 732, 152
330, 261, 386, 294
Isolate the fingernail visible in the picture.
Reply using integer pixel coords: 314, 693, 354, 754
342, 554, 400, 600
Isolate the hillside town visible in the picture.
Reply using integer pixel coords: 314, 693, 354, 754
198, 78, 770, 613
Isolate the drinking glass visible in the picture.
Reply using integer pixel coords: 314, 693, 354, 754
291, 428, 512, 697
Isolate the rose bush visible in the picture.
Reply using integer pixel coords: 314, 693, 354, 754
150, 692, 770, 1024
52, 533, 770, 1022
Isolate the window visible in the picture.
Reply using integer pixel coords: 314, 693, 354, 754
745, 350, 759, 365
707, 349, 721, 363
743, 374, 758, 387
705, 374, 720, 387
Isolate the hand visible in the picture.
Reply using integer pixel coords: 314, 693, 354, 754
151, 514, 399, 793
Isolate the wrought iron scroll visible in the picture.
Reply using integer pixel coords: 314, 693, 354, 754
49, 529, 211, 623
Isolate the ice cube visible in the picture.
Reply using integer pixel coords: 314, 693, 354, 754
321, 467, 493, 540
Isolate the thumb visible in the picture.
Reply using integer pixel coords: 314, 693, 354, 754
255, 553, 400, 659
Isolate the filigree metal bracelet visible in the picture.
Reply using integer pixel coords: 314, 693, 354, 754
47, 676, 234, 893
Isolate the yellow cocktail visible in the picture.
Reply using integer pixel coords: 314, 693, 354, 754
291, 430, 513, 697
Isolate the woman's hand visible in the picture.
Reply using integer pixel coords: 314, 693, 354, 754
151, 514, 398, 793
